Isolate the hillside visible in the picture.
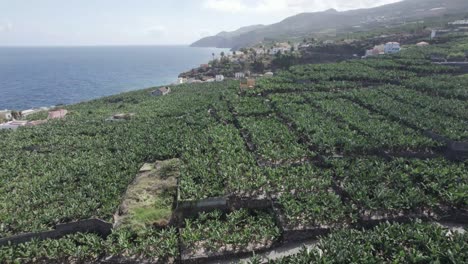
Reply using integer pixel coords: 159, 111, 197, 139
191, 0, 468, 49
191, 24, 266, 48
0, 33, 467, 262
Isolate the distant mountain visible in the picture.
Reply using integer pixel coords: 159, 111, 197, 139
191, 0, 468, 50
191, 25, 265, 48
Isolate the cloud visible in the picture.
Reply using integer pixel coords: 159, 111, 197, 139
0, 20, 13, 32
203, 0, 402, 14
147, 25, 167, 38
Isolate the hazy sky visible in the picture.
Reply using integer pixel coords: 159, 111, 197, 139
0, 0, 401, 46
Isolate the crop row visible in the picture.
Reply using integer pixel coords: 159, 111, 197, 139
345, 87, 468, 141
261, 157, 467, 232
0, 82, 241, 237
312, 97, 441, 152
403, 75, 468, 100
180, 209, 280, 259
378, 86, 468, 121
237, 116, 313, 164
271, 220, 467, 263
0, 227, 179, 263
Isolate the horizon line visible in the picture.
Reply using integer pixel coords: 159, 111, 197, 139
0, 44, 224, 48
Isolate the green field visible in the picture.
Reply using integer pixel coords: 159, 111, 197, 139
0, 36, 467, 263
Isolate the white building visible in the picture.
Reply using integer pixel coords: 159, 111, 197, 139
384, 42, 401, 54
449, 20, 468, 26
270, 47, 290, 55
215, 75, 225, 82
253, 48, 265, 55
235, 72, 245, 79
177, 77, 187, 85
0, 110, 12, 121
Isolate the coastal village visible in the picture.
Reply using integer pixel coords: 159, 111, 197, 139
178, 19, 468, 86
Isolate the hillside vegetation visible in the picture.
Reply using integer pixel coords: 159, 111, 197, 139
0, 35, 467, 263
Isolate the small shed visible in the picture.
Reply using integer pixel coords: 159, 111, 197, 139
48, 109, 68, 119
384, 42, 401, 54
240, 78, 256, 90
151, 87, 171, 96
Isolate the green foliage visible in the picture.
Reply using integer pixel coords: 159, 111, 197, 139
1, 33, 468, 263
181, 209, 280, 253
270, 221, 468, 263
447, 52, 466, 62
24, 111, 48, 121
0, 227, 179, 263
272, 54, 298, 70
238, 116, 311, 162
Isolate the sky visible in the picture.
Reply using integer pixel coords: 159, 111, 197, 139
0, 0, 402, 46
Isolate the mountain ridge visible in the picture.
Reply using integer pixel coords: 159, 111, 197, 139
191, 0, 468, 50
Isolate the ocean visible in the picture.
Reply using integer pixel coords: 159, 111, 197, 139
0, 46, 227, 110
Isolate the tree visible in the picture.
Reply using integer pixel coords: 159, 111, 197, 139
252, 60, 265, 73
272, 54, 297, 70
220, 51, 225, 58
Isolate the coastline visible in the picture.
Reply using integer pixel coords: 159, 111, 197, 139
0, 46, 229, 111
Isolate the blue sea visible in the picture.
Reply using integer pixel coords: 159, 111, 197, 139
0, 46, 227, 110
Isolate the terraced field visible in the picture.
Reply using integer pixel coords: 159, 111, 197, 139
0, 36, 467, 263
